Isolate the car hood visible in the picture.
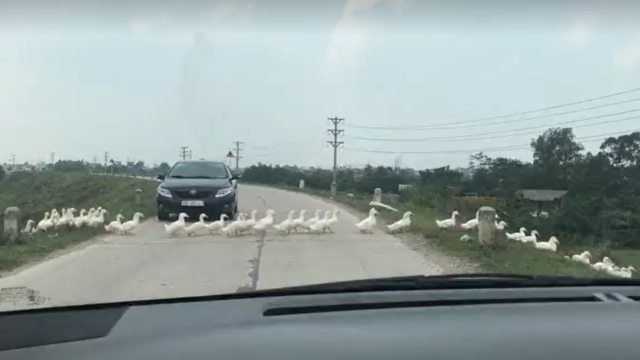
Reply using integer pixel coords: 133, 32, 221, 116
160, 178, 232, 190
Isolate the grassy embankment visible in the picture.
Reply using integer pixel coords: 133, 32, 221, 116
274, 184, 640, 278
0, 172, 158, 271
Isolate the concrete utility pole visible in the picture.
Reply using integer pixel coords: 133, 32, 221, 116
104, 152, 109, 168
179, 146, 190, 161
233, 141, 244, 171
50, 152, 55, 165
327, 117, 345, 197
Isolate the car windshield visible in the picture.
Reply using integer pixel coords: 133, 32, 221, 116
1, 1, 640, 313
168, 163, 228, 179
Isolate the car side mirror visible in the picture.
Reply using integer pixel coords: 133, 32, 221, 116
157, 174, 166, 180
230, 174, 240, 181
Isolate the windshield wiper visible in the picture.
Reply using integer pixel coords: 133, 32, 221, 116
169, 175, 186, 178
250, 274, 640, 296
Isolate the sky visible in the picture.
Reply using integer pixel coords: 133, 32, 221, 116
1, 0, 640, 169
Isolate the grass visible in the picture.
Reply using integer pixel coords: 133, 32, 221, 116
0, 171, 158, 272
260, 183, 640, 278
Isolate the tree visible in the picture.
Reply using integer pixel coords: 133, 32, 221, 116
0, 165, 5, 181
599, 131, 640, 167
531, 127, 584, 167
157, 162, 171, 174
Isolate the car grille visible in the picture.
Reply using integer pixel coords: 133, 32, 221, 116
174, 190, 214, 199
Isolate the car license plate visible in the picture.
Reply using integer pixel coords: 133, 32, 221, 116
181, 200, 204, 207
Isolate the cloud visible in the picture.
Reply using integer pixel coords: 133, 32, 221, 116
325, 0, 404, 81
613, 34, 640, 71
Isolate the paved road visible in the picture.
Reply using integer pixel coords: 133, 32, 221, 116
0, 184, 443, 310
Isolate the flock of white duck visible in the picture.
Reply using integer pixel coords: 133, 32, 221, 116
436, 210, 636, 279
162, 207, 414, 237
21, 207, 146, 236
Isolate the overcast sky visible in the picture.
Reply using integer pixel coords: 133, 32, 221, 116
1, 0, 640, 169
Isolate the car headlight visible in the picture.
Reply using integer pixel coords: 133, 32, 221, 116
157, 187, 172, 198
215, 187, 234, 198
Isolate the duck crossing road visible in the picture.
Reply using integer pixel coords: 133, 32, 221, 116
0, 184, 443, 310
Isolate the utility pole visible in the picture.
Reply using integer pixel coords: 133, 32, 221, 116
327, 117, 345, 198
233, 141, 244, 171
179, 146, 190, 161
50, 152, 55, 165
104, 152, 109, 168
10, 154, 16, 171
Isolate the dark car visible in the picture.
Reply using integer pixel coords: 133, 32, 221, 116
156, 161, 239, 221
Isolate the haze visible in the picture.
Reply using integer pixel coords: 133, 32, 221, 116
1, 0, 640, 169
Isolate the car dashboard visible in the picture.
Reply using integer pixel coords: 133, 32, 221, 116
1, 285, 639, 359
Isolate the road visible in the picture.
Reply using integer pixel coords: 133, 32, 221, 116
0, 184, 445, 310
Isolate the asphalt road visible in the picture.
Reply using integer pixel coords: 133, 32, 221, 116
0, 184, 444, 310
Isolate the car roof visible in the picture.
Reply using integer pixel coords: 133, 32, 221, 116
175, 161, 226, 166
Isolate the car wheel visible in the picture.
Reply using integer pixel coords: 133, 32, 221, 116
157, 212, 170, 221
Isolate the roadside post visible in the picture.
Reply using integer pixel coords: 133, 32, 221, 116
373, 188, 382, 203
3, 207, 21, 244
477, 206, 498, 246
299, 179, 305, 190
135, 189, 143, 205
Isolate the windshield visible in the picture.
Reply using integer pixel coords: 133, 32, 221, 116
1, 1, 639, 312
168, 162, 228, 179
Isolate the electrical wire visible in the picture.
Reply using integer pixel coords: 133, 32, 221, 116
346, 90, 640, 130
343, 128, 640, 155
346, 111, 640, 142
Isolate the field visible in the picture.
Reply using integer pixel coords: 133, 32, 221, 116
0, 172, 158, 271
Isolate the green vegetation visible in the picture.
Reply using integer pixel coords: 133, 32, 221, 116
243, 128, 640, 277
0, 172, 158, 271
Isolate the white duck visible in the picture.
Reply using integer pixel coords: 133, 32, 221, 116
37, 212, 53, 232
274, 210, 296, 234
72, 209, 87, 228
56, 208, 76, 228
460, 211, 479, 230
326, 209, 340, 232
185, 213, 209, 236
494, 220, 508, 230
104, 214, 125, 233
506, 227, 527, 241
355, 208, 379, 234
435, 211, 459, 229
309, 210, 333, 234
82, 208, 96, 226
569, 251, 592, 265
519, 230, 539, 244
21, 219, 36, 235
164, 212, 189, 236
592, 257, 616, 272
253, 209, 276, 233
207, 214, 229, 234
303, 209, 322, 230
387, 211, 413, 233
88, 209, 108, 227
291, 210, 307, 232
120, 212, 145, 235
608, 266, 636, 278
50, 209, 61, 227
222, 213, 247, 237
533, 236, 560, 252
242, 210, 259, 228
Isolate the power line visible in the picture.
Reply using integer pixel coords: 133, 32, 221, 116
327, 117, 345, 197
346, 110, 640, 143
233, 141, 244, 171
343, 128, 640, 155
346, 89, 640, 130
